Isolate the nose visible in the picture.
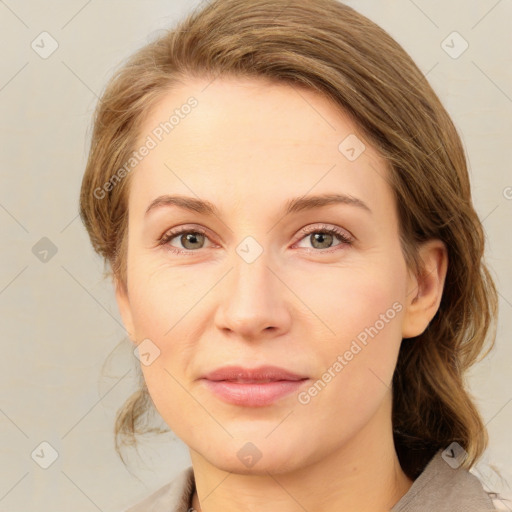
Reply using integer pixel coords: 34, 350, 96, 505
214, 249, 292, 340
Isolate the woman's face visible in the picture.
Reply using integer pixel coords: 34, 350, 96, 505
116, 77, 435, 474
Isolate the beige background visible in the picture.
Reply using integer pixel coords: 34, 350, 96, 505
0, 1, 511, 510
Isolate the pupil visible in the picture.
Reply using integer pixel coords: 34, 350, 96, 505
313, 233, 332, 249
183, 233, 203, 249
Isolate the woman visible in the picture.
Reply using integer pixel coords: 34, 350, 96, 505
79, 0, 500, 510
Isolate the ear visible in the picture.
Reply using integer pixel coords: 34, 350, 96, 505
114, 277, 136, 343
402, 239, 448, 339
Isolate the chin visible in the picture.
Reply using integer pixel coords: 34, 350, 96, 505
213, 455, 301, 476
197, 437, 314, 476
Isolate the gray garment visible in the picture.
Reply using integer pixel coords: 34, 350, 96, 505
124, 450, 496, 511
390, 450, 496, 511
124, 466, 194, 512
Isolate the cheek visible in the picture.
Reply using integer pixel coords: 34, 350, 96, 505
140, 363, 198, 425
127, 258, 202, 339
126, 261, 209, 421
292, 255, 406, 415
292, 254, 405, 348
131, 283, 198, 425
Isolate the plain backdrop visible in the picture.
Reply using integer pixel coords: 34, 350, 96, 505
0, 1, 511, 511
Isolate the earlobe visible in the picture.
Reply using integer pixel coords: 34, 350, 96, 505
401, 239, 448, 339
114, 278, 136, 342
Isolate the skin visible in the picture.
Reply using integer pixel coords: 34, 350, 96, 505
115, 77, 448, 512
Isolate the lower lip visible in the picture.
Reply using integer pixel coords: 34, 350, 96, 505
201, 379, 309, 407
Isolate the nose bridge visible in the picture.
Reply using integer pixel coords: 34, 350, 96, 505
230, 241, 277, 304
228, 230, 274, 290
215, 240, 288, 336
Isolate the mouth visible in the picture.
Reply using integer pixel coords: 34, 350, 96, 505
200, 365, 309, 407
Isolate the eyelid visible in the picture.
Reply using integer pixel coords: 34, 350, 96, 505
292, 223, 354, 244
160, 223, 207, 237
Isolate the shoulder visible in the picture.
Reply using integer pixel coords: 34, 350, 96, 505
392, 449, 497, 512
123, 465, 195, 512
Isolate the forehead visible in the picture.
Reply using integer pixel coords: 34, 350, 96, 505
129, 77, 392, 217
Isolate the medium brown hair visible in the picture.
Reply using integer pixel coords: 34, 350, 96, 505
79, 0, 498, 478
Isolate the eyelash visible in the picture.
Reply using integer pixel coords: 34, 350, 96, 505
158, 224, 353, 255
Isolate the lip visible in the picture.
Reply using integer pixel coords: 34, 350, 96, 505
201, 365, 308, 382
200, 365, 309, 407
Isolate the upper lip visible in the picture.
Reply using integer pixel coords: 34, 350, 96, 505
201, 365, 308, 382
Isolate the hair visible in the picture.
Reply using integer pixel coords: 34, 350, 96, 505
79, 0, 498, 479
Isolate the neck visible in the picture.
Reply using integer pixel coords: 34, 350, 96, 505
189, 396, 413, 512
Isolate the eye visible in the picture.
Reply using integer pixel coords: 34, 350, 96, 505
294, 224, 353, 252
158, 223, 353, 255
159, 226, 214, 255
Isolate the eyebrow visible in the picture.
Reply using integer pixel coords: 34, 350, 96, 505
144, 193, 372, 218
